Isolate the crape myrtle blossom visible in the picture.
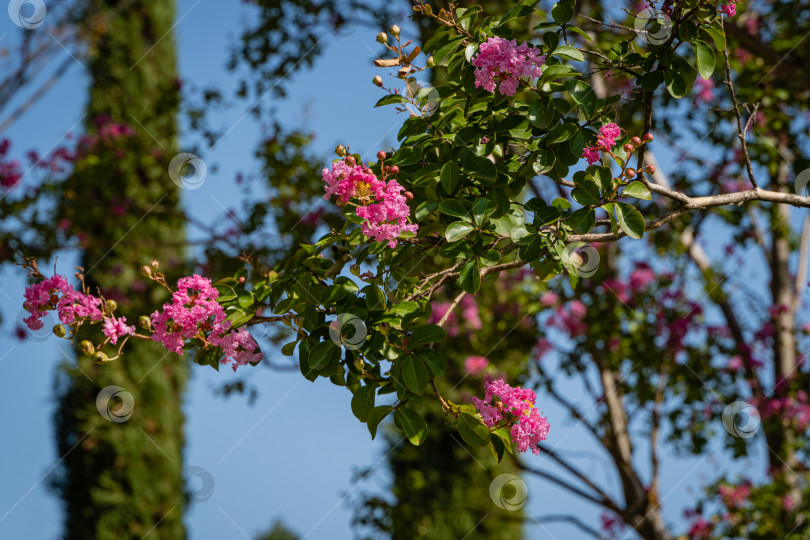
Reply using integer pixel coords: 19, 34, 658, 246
322, 156, 418, 248
103, 316, 136, 345
472, 37, 545, 96
472, 379, 550, 454
23, 274, 103, 330
583, 123, 622, 165
464, 355, 489, 376
150, 274, 262, 370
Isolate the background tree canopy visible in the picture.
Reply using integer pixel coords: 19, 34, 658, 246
2, 1, 810, 539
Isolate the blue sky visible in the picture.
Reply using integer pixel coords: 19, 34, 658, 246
0, 2, 780, 539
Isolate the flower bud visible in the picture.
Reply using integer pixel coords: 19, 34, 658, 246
267, 270, 279, 282
643, 133, 654, 143
623, 143, 634, 154
106, 299, 118, 312
377, 151, 386, 161
625, 168, 636, 178
53, 324, 67, 338
350, 264, 361, 276
149, 259, 159, 271
426, 56, 435, 68
81, 340, 95, 356
631, 136, 642, 147
139, 315, 152, 329
140, 265, 152, 278
50, 293, 59, 305
389, 165, 400, 175
373, 75, 383, 87
645, 164, 656, 174
390, 24, 401, 36
238, 276, 246, 284
376, 32, 388, 44
403, 191, 414, 200
335, 144, 347, 157
345, 155, 356, 166
94, 351, 109, 363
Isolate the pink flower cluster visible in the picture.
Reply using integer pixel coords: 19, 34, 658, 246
472, 37, 545, 96
23, 274, 105, 329
583, 123, 622, 165
428, 296, 482, 337
720, 1, 738, 16
472, 379, 550, 455
322, 160, 417, 248
718, 483, 751, 508
150, 275, 261, 370
464, 355, 489, 376
23, 274, 137, 345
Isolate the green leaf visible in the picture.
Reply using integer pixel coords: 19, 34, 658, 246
569, 207, 595, 234
615, 202, 646, 239
481, 249, 501, 266
374, 94, 409, 107
545, 123, 578, 144
440, 162, 460, 194
702, 21, 726, 51
553, 45, 584, 62
622, 181, 652, 200
439, 199, 471, 220
396, 408, 428, 446
566, 80, 596, 117
459, 259, 481, 294
367, 406, 392, 439
351, 384, 376, 422
400, 354, 429, 394
551, 2, 574, 24
308, 340, 340, 371
664, 69, 687, 99
458, 413, 490, 447
693, 40, 715, 80
193, 347, 221, 371
445, 221, 476, 242
434, 36, 465, 66
471, 197, 494, 227
409, 324, 447, 347
419, 350, 447, 377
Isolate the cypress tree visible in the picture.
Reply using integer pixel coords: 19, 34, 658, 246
52, 1, 188, 538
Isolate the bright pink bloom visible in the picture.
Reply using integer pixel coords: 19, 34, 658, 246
464, 355, 489, 376
721, 4, 736, 16
150, 275, 261, 370
356, 179, 418, 248
23, 274, 103, 329
322, 160, 418, 248
472, 37, 545, 96
472, 379, 550, 455
583, 123, 622, 164
103, 316, 136, 345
